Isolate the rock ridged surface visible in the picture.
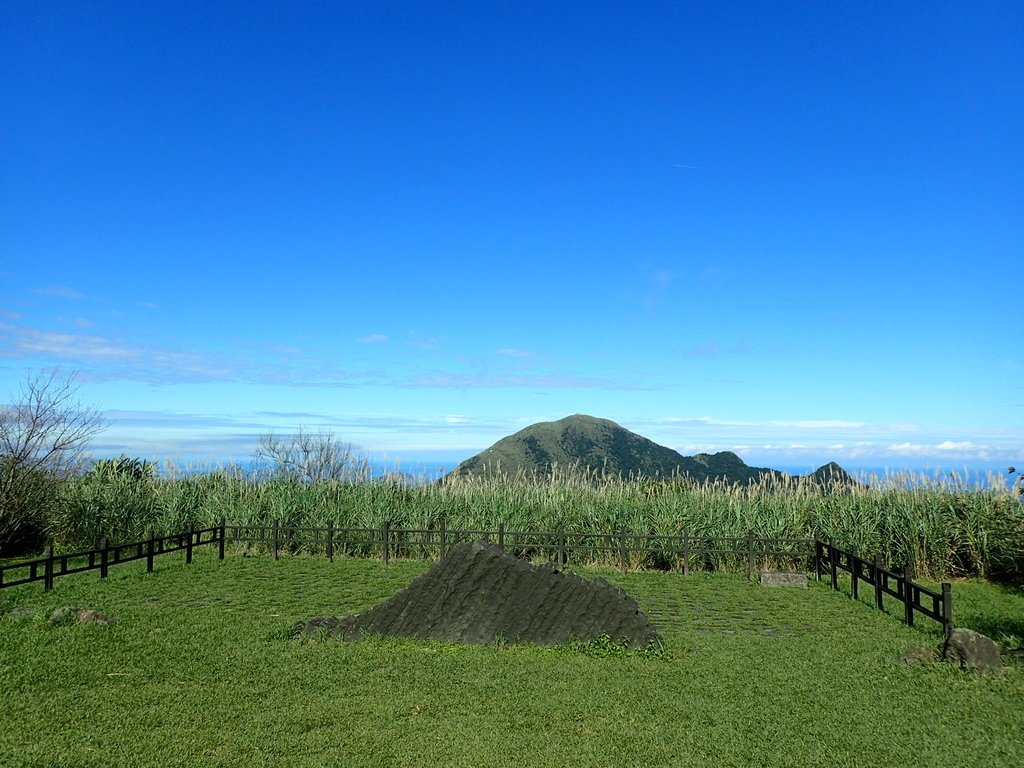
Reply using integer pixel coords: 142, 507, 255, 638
297, 540, 660, 649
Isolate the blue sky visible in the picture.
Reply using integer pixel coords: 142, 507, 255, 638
1, 1, 1021, 475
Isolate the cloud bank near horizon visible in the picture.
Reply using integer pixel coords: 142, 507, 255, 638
85, 408, 1021, 470
1, 285, 1019, 472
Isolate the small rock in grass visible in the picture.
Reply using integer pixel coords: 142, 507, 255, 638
941, 628, 1002, 671
7, 606, 35, 621
48, 606, 115, 626
49, 606, 81, 625
76, 609, 115, 626
759, 572, 807, 588
901, 646, 937, 665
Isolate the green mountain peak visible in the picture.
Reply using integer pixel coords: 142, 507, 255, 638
448, 414, 854, 486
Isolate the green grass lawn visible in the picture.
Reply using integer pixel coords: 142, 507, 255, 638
1, 551, 1022, 767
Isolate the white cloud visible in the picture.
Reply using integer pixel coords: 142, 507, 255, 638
936, 440, 977, 451
776, 420, 866, 429
884, 440, 996, 459
0, 323, 137, 361
405, 372, 651, 390
648, 416, 868, 431
495, 348, 532, 358
32, 286, 84, 299
358, 334, 389, 344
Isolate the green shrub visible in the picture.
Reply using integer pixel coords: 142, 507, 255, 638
50, 473, 158, 550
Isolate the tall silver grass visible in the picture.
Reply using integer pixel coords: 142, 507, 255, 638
46, 464, 1023, 579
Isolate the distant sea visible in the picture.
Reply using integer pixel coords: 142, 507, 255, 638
153, 453, 1019, 491
368, 458, 1018, 491
764, 463, 1017, 490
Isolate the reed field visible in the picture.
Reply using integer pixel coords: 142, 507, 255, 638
39, 467, 1024, 582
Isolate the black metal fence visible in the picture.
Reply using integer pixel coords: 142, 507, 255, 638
815, 538, 952, 637
0, 521, 226, 592
0, 521, 954, 638
226, 519, 816, 578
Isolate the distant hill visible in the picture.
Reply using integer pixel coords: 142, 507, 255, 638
447, 414, 857, 486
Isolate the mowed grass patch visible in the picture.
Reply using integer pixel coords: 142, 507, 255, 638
1, 551, 1022, 768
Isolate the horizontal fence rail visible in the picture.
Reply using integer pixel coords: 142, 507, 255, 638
815, 539, 952, 637
225, 520, 817, 577
0, 520, 226, 592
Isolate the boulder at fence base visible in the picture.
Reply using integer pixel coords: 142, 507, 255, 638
941, 628, 1002, 671
296, 540, 661, 649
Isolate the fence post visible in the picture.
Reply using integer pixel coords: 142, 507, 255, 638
682, 530, 690, 576
903, 567, 915, 627
814, 539, 822, 581
383, 524, 390, 565
829, 539, 838, 591
850, 549, 859, 600
746, 532, 755, 580
272, 519, 280, 561
941, 582, 953, 638
557, 528, 566, 569
147, 529, 155, 573
498, 522, 505, 551
440, 519, 447, 560
873, 555, 883, 609
219, 518, 226, 560
186, 523, 194, 565
326, 520, 334, 563
100, 538, 110, 579
619, 531, 627, 573
44, 545, 54, 592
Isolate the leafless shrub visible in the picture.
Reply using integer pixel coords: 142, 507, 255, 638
254, 428, 370, 483
0, 370, 105, 553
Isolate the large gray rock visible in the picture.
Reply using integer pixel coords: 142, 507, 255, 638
941, 628, 1002, 671
297, 540, 660, 649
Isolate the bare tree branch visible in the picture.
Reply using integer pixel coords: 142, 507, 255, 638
0, 369, 106, 552
254, 428, 370, 483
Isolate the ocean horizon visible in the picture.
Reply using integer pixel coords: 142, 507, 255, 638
141, 451, 1020, 491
